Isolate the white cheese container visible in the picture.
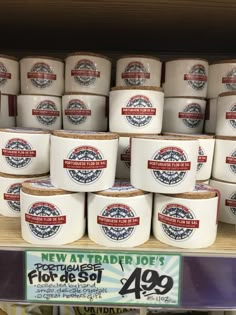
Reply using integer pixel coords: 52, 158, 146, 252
0, 55, 19, 95
116, 55, 161, 87
153, 184, 219, 248
62, 92, 107, 131
164, 58, 208, 97
21, 178, 85, 245
162, 97, 206, 134
130, 135, 199, 193
17, 94, 62, 130
0, 128, 50, 175
208, 60, 236, 98
216, 92, 236, 136
210, 178, 236, 224
109, 86, 164, 133
65, 52, 111, 96
88, 180, 152, 247
212, 136, 236, 183
20, 56, 64, 96
0, 172, 49, 217
50, 131, 119, 192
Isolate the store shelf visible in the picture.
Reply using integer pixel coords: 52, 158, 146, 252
1, 0, 236, 53
0, 217, 236, 309
0, 216, 235, 255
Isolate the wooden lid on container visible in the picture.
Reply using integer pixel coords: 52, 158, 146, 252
210, 59, 236, 65
0, 54, 18, 61
17, 94, 61, 98
219, 92, 236, 97
210, 177, 236, 184
216, 135, 236, 141
20, 56, 63, 62
165, 96, 206, 100
111, 86, 163, 92
95, 180, 149, 197
163, 184, 217, 199
66, 52, 111, 62
63, 92, 106, 97
22, 179, 73, 196
0, 172, 49, 179
118, 55, 160, 61
0, 127, 51, 134
132, 135, 198, 141
162, 132, 215, 139
167, 58, 208, 63
52, 130, 119, 140
117, 132, 158, 137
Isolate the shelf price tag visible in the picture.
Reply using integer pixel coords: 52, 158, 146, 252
25, 250, 181, 306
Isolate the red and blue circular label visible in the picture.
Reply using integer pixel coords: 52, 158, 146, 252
25, 201, 66, 239
158, 203, 199, 241
148, 146, 191, 186
97, 203, 140, 241
63, 145, 107, 184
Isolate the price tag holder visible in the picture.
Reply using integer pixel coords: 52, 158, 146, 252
25, 250, 181, 306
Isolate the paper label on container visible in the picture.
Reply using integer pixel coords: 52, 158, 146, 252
122, 95, 156, 128
4, 182, 21, 212
97, 204, 140, 241
158, 203, 199, 241
64, 146, 107, 184
2, 138, 36, 168
178, 103, 204, 129
148, 146, 190, 186
26, 250, 181, 306
25, 201, 66, 239
183, 64, 207, 90
122, 61, 150, 86
71, 59, 100, 86
32, 100, 59, 126
65, 99, 91, 125
27, 62, 56, 89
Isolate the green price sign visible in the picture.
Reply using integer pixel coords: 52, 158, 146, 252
26, 250, 181, 306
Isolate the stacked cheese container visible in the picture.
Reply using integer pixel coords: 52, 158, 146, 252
205, 60, 236, 133
0, 55, 19, 128
163, 58, 208, 134
205, 60, 236, 226
0, 128, 50, 217
87, 55, 163, 247
17, 56, 64, 130
63, 52, 111, 131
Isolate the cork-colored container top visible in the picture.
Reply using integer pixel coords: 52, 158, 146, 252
132, 135, 199, 141
52, 130, 119, 140
163, 184, 217, 199
216, 136, 236, 141
210, 59, 236, 65
0, 172, 49, 179
111, 86, 163, 92
95, 180, 149, 197
219, 91, 236, 97
65, 52, 112, 62
63, 92, 106, 97
0, 54, 18, 61
118, 54, 160, 61
20, 56, 63, 62
22, 179, 74, 196
162, 132, 215, 139
0, 128, 51, 135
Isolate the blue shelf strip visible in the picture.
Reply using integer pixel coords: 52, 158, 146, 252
0, 249, 236, 308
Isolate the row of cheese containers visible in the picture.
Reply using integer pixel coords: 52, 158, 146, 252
3, 53, 236, 97
1, 90, 235, 136
1, 129, 236, 190
11, 177, 220, 249
0, 129, 206, 193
